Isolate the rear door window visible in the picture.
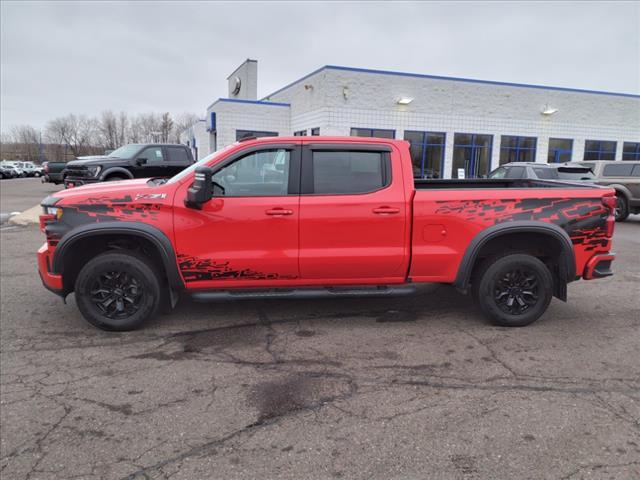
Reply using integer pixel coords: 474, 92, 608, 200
167, 147, 190, 164
603, 164, 634, 177
310, 151, 389, 194
532, 167, 558, 179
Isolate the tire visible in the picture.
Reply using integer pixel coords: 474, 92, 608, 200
614, 194, 629, 222
105, 175, 127, 182
74, 251, 161, 331
472, 254, 553, 327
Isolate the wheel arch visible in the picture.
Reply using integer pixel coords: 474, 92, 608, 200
51, 222, 184, 295
99, 167, 134, 180
454, 221, 576, 300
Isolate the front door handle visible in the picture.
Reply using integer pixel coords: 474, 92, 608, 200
373, 206, 400, 215
265, 208, 294, 216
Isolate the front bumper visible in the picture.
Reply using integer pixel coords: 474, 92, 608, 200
64, 176, 99, 188
38, 242, 63, 295
583, 253, 615, 280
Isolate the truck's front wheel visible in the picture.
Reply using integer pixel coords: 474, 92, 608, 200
473, 254, 553, 327
74, 251, 161, 331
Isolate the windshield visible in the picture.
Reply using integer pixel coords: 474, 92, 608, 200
166, 143, 238, 184
108, 144, 143, 158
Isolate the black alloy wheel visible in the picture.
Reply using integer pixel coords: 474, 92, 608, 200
89, 271, 144, 319
493, 268, 539, 315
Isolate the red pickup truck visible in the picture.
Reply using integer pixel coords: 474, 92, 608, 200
38, 136, 617, 331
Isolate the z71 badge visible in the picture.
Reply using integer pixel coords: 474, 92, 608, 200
135, 193, 167, 200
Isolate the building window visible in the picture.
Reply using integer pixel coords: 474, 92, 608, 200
350, 128, 395, 139
584, 140, 616, 160
500, 136, 537, 164
310, 127, 320, 136
294, 130, 307, 136
622, 142, 640, 161
404, 131, 445, 178
548, 138, 573, 163
235, 130, 278, 141
452, 134, 493, 179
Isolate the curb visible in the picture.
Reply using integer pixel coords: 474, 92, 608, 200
8, 205, 41, 226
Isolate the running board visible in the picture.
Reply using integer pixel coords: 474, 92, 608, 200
189, 285, 418, 302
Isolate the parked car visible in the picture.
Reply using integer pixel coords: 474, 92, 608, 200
18, 161, 44, 177
62, 143, 195, 188
0, 164, 17, 179
42, 161, 67, 185
38, 136, 617, 331
568, 160, 640, 221
489, 162, 595, 181
489, 161, 640, 221
0, 161, 26, 177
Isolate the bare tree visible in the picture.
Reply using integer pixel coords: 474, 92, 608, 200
45, 114, 97, 158
117, 111, 128, 147
159, 112, 173, 143
98, 110, 118, 150
173, 113, 200, 143
9, 125, 41, 162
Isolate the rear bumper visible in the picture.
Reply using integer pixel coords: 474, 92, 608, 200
38, 242, 63, 295
583, 253, 615, 280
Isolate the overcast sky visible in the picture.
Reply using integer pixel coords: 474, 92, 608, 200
1, 1, 638, 131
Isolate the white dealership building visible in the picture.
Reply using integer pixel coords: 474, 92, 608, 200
183, 59, 640, 179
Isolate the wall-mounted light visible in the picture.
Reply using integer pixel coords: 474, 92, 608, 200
541, 106, 558, 115
343, 86, 349, 99
397, 97, 413, 105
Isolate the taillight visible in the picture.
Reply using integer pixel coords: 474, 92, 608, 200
602, 195, 616, 237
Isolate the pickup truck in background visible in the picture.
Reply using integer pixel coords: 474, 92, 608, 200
38, 136, 617, 331
62, 143, 195, 188
42, 161, 67, 184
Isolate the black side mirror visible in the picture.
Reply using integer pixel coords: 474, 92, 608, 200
136, 157, 147, 166
185, 167, 213, 209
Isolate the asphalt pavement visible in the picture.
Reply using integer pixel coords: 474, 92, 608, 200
1, 179, 639, 479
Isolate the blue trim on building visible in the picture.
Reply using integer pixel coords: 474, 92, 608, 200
207, 98, 291, 110
262, 65, 640, 101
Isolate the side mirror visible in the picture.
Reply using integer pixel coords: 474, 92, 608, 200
185, 166, 213, 209
136, 157, 147, 166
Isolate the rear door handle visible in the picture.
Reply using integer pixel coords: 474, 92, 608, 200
265, 208, 294, 216
373, 206, 400, 215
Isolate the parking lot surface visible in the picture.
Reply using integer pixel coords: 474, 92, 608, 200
1, 179, 639, 479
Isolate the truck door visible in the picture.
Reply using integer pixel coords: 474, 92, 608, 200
298, 143, 408, 281
173, 144, 301, 288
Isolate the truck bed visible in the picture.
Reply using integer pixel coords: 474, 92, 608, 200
414, 179, 599, 189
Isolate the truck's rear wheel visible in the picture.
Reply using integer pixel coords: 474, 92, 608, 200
473, 254, 553, 327
74, 251, 160, 331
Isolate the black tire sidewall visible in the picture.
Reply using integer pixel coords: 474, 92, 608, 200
75, 252, 161, 331
615, 195, 629, 222
475, 254, 553, 327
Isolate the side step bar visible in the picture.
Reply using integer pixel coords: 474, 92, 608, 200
190, 285, 418, 302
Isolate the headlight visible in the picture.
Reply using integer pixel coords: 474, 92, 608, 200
43, 206, 63, 220
87, 165, 102, 177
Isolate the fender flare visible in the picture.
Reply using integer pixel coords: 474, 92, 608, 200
51, 222, 184, 292
454, 221, 576, 292
99, 167, 134, 181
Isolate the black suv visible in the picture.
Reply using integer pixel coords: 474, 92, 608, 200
63, 143, 194, 188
